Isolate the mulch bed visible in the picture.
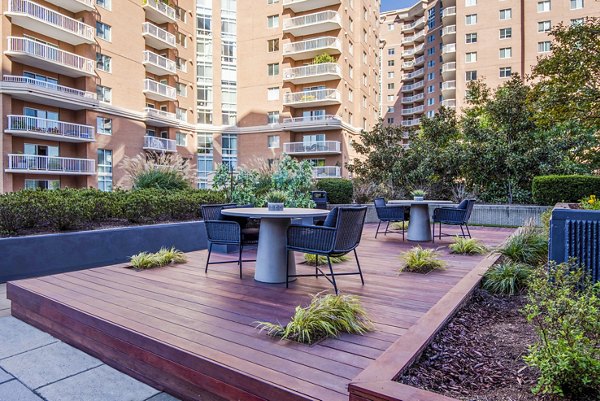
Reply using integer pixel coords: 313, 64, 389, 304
397, 288, 570, 401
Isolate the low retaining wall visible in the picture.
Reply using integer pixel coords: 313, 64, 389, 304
0, 221, 207, 283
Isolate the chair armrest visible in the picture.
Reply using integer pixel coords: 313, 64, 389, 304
204, 220, 241, 243
287, 225, 336, 253
432, 207, 467, 223
376, 206, 407, 220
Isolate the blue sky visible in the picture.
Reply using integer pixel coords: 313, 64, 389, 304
381, 0, 418, 12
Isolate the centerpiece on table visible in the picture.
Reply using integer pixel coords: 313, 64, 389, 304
266, 190, 287, 211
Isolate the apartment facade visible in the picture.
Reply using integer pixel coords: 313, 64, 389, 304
380, 0, 599, 130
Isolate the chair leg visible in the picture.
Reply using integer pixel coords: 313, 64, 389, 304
327, 256, 338, 294
238, 244, 243, 279
384, 221, 390, 236
465, 224, 472, 238
354, 249, 365, 285
439, 222, 443, 240
315, 254, 319, 277
460, 224, 466, 238
375, 221, 381, 238
286, 251, 290, 288
431, 221, 435, 243
205, 243, 213, 273
402, 218, 405, 241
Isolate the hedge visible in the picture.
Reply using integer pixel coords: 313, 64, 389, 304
315, 178, 353, 204
532, 175, 600, 205
0, 188, 225, 235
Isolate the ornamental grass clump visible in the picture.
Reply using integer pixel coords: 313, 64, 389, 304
482, 261, 531, 296
400, 246, 446, 273
129, 247, 187, 270
303, 253, 349, 266
448, 237, 488, 255
496, 223, 548, 266
255, 292, 373, 344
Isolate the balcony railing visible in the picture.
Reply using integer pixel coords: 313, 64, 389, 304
442, 62, 456, 73
283, 37, 341, 58
6, 115, 94, 141
283, 141, 341, 154
401, 105, 424, 115
442, 80, 456, 91
142, 22, 176, 49
44, 0, 94, 12
283, 10, 341, 34
283, 62, 341, 82
283, 0, 341, 13
402, 31, 425, 44
283, 88, 341, 106
442, 25, 456, 36
402, 43, 424, 57
7, 154, 95, 175
442, 43, 456, 54
143, 79, 176, 100
144, 107, 177, 120
143, 50, 176, 74
401, 80, 424, 92
143, 136, 176, 152
6, 37, 95, 76
2, 75, 97, 100
402, 93, 424, 103
403, 55, 424, 69
402, 17, 425, 31
142, 0, 176, 23
313, 166, 341, 178
403, 68, 424, 80
8, 0, 94, 44
442, 6, 456, 18
441, 99, 456, 108
401, 118, 421, 127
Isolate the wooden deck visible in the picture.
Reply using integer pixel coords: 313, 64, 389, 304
7, 224, 513, 401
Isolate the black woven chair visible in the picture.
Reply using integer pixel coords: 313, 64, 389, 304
201, 204, 258, 278
286, 206, 368, 294
374, 197, 409, 240
431, 199, 476, 243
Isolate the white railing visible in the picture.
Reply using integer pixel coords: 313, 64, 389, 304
2, 75, 97, 100
402, 43, 424, 57
142, 22, 176, 47
283, 114, 340, 124
313, 166, 340, 178
402, 17, 424, 31
143, 50, 176, 74
6, 37, 95, 74
284, 10, 340, 30
403, 55, 424, 68
402, 93, 424, 103
283, 36, 341, 55
401, 118, 421, 127
8, 0, 94, 42
142, 0, 176, 21
283, 141, 341, 154
442, 62, 456, 73
442, 25, 456, 36
442, 43, 456, 54
283, 88, 341, 104
442, 80, 456, 90
7, 154, 95, 174
401, 105, 424, 115
283, 0, 341, 5
403, 68, 424, 80
401, 80, 424, 92
143, 79, 176, 99
6, 115, 94, 140
442, 6, 456, 18
441, 99, 456, 108
283, 62, 340, 80
402, 31, 425, 43
144, 107, 177, 120
143, 136, 176, 152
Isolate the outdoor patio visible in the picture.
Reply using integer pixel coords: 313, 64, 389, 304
7, 224, 514, 401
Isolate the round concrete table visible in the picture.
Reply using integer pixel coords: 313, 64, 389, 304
220, 208, 330, 283
388, 200, 453, 241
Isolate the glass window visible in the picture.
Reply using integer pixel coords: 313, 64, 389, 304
387, 117, 394, 124
267, 63, 279, 76
176, 132, 187, 146
570, 0, 583, 9
96, 22, 111, 41
427, 98, 435, 106
465, 14, 477, 25
96, 53, 111, 72
176, 83, 187, 97
267, 0, 278, 3
96, 85, 111, 103
267, 111, 279, 124
96, 0, 110, 10
387, 106, 395, 113
267, 15, 279, 28
388, 60, 395, 66
465, 33, 477, 43
25, 179, 60, 190
197, 133, 213, 154
97, 149, 113, 192
499, 9, 512, 20
268, 39, 279, 52
197, 155, 213, 189
222, 134, 238, 156
267, 135, 280, 148
537, 0, 551, 12
267, 87, 279, 100
538, 21, 551, 32
465, 0, 476, 5
96, 117, 112, 135
499, 67, 512, 78
499, 47, 512, 58
500, 28, 512, 39
538, 41, 551, 53
465, 70, 477, 81
388, 48, 395, 55
465, 52, 477, 63
387, 83, 394, 90
571, 18, 584, 26
427, 72, 435, 80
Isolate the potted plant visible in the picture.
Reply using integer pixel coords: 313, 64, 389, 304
266, 190, 287, 211
411, 189, 426, 201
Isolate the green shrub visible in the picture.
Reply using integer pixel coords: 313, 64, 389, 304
523, 261, 600, 397
540, 208, 552, 236
255, 292, 373, 344
303, 253, 349, 265
42, 189, 95, 231
390, 221, 409, 231
482, 262, 531, 296
448, 237, 488, 255
124, 153, 195, 190
496, 224, 548, 266
400, 246, 446, 273
121, 189, 170, 223
129, 247, 187, 269
315, 178, 353, 204
532, 175, 600, 205
133, 169, 191, 190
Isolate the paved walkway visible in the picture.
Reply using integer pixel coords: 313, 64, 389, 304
0, 284, 179, 401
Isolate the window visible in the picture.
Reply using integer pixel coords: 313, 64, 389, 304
349, 65, 353, 78
387, 83, 394, 90
176, 32, 187, 47
222, 133, 238, 171
388, 60, 395, 66
349, 41, 353, 55
267, 63, 279, 76
571, 18, 584, 25
499, 67, 512, 78
427, 72, 435, 80
25, 179, 60, 190
499, 28, 512, 39
348, 88, 353, 102
96, 22, 111, 41
427, 47, 435, 55
499, 9, 512, 20
363, 29, 367, 42
387, 71, 394, 78
267, 39, 279, 52
176, 83, 187, 97
465, 14, 477, 25
267, 135, 280, 148
96, 0, 110, 10
175, 57, 187, 72
427, 34, 435, 43
427, 85, 434, 93
96, 85, 111, 103
174, 5, 186, 23
499, 47, 512, 58
570, 0, 583, 9
388, 24, 394, 31
267, 111, 279, 124
96, 53, 111, 72
428, 60, 435, 67
465, 52, 477, 63
267, 0, 278, 4
465, 70, 477, 81
197, 133, 213, 155
362, 73, 367, 86
197, 153, 214, 189
267, 87, 279, 100
97, 149, 112, 192
387, 118, 394, 124
427, 98, 435, 106
96, 117, 112, 135
538, 41, 551, 53
176, 132, 187, 146
267, 15, 279, 28
176, 107, 187, 122
362, 95, 367, 108
538, 21, 551, 32
387, 95, 394, 102
388, 48, 395, 55
537, 0, 551, 12
465, 33, 477, 43
387, 106, 395, 113
465, 0, 476, 6
362, 51, 367, 64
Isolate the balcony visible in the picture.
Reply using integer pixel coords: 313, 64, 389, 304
283, 63, 341, 85
283, 89, 341, 107
402, 31, 425, 44
5, 115, 94, 142
143, 51, 176, 76
144, 107, 178, 127
1, 75, 98, 110
283, 0, 341, 13
283, 11, 341, 37
441, 99, 456, 108
442, 6, 456, 23
402, 43, 424, 58
44, 0, 93, 12
442, 25, 456, 43
284, 141, 341, 155
402, 17, 425, 32
282, 114, 342, 132
442, 62, 456, 79
283, 37, 341, 61
401, 105, 424, 116
142, 0, 176, 24
442, 80, 456, 95
403, 68, 424, 80
7, 0, 95, 46
5, 37, 95, 77
6, 154, 95, 175
401, 93, 424, 104
143, 136, 176, 152
401, 118, 421, 127
402, 55, 424, 69
401, 80, 424, 92
142, 22, 176, 50
143, 79, 176, 101
442, 43, 456, 61
313, 166, 341, 179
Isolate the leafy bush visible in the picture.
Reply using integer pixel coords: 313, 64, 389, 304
133, 169, 191, 190
580, 194, 600, 210
315, 178, 353, 204
266, 190, 287, 203
390, 221, 409, 231
42, 189, 95, 231
540, 208, 552, 236
129, 247, 187, 269
255, 292, 373, 344
496, 224, 548, 266
532, 175, 600, 205
121, 189, 171, 223
449, 237, 488, 255
523, 261, 600, 397
482, 262, 531, 296
304, 253, 349, 266
400, 246, 446, 273
312, 53, 335, 64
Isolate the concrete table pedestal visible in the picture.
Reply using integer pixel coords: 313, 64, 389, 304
389, 200, 453, 242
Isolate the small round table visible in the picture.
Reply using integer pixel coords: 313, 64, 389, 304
220, 208, 330, 283
388, 200, 453, 241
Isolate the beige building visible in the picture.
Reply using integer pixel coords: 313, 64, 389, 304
380, 0, 599, 130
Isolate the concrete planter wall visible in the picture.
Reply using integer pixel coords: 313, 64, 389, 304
0, 221, 207, 283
